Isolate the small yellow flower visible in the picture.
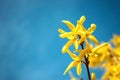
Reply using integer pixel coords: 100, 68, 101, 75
112, 34, 120, 46
91, 72, 96, 80
58, 16, 99, 53
64, 49, 82, 76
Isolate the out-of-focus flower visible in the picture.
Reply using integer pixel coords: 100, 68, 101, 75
102, 64, 120, 80
91, 72, 96, 80
101, 35, 120, 80
68, 71, 77, 80
89, 43, 110, 67
112, 34, 120, 46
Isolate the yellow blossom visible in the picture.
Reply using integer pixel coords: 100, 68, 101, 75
112, 34, 120, 46
64, 49, 82, 76
91, 72, 96, 80
58, 16, 99, 53
89, 43, 110, 67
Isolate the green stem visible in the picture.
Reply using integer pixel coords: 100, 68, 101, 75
81, 43, 91, 80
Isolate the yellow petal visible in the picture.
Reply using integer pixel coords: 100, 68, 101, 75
59, 32, 73, 38
76, 62, 82, 76
62, 20, 75, 31
67, 49, 78, 61
88, 35, 99, 45
74, 40, 79, 50
76, 16, 86, 32
87, 24, 96, 35
112, 34, 120, 46
79, 50, 86, 60
79, 16, 86, 24
85, 40, 90, 48
62, 40, 74, 53
58, 28, 66, 34
92, 43, 109, 53
91, 72, 96, 80
64, 61, 77, 75
84, 40, 92, 54
58, 28, 74, 39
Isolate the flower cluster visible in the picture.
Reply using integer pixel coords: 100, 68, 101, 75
101, 34, 120, 80
87, 34, 120, 80
58, 16, 120, 80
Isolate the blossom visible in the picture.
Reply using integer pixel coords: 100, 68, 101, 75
88, 43, 110, 67
112, 34, 120, 46
91, 72, 96, 80
58, 16, 99, 53
102, 65, 120, 80
64, 49, 82, 76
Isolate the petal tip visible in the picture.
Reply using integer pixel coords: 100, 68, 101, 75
62, 46, 67, 53
91, 24, 96, 27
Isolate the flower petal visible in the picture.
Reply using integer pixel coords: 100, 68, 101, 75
84, 40, 92, 54
112, 34, 120, 46
62, 40, 74, 53
76, 62, 82, 76
79, 50, 86, 60
91, 72, 96, 80
87, 24, 96, 35
74, 39, 79, 50
92, 43, 109, 53
62, 20, 75, 31
58, 28, 66, 34
67, 49, 78, 61
59, 32, 73, 38
88, 35, 99, 45
76, 16, 86, 32
58, 28, 74, 39
79, 16, 86, 24
64, 61, 78, 75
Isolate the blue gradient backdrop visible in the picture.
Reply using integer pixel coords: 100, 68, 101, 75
0, 0, 120, 80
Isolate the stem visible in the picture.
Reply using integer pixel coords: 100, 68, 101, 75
81, 43, 91, 80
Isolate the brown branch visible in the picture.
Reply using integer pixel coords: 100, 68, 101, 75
81, 43, 91, 80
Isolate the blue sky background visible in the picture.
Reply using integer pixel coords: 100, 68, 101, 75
0, 0, 120, 80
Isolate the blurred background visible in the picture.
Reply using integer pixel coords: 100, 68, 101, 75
0, 0, 120, 80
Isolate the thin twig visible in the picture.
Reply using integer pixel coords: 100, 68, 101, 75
81, 43, 91, 80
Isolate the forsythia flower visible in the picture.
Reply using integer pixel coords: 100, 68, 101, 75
64, 49, 82, 75
58, 15, 120, 80
89, 43, 110, 67
58, 16, 99, 53
101, 34, 120, 80
112, 34, 120, 46
58, 16, 99, 77
91, 72, 96, 80
102, 65, 120, 80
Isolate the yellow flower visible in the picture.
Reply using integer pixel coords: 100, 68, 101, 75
78, 23, 99, 45
114, 47, 120, 56
102, 65, 120, 80
91, 72, 96, 80
112, 34, 120, 46
64, 49, 82, 76
58, 16, 99, 53
89, 43, 110, 67
58, 16, 86, 53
